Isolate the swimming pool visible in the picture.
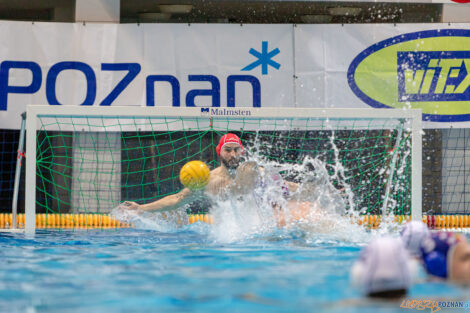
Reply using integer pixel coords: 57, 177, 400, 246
0, 224, 465, 313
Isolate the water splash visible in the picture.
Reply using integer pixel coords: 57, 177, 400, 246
111, 204, 188, 233
113, 135, 406, 245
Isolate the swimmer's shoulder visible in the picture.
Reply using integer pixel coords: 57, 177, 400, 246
210, 166, 222, 175
204, 166, 230, 193
208, 166, 225, 182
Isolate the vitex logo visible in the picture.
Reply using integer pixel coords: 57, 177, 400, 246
200, 108, 210, 115
348, 29, 470, 122
397, 51, 470, 102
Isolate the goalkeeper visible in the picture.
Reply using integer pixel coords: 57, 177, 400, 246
123, 133, 251, 213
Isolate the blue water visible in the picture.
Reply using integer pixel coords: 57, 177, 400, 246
0, 226, 466, 313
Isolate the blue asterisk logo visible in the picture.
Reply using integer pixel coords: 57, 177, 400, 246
241, 41, 280, 75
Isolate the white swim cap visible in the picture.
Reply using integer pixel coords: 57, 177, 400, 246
400, 221, 431, 257
351, 237, 415, 296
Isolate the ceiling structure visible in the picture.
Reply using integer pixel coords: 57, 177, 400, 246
0, 0, 74, 22
0, 0, 443, 24
121, 1, 442, 24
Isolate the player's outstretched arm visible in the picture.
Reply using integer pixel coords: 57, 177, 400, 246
123, 160, 210, 213
123, 188, 193, 213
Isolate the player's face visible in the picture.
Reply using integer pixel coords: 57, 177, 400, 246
220, 143, 242, 170
450, 238, 470, 283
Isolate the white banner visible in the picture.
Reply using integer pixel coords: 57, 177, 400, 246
2, 22, 470, 129
295, 24, 470, 128
0, 22, 294, 129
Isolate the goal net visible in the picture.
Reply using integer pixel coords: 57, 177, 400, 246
25, 106, 422, 232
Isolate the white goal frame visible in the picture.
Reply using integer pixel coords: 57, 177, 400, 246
25, 105, 422, 234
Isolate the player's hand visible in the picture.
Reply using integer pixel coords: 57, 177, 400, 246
122, 201, 140, 211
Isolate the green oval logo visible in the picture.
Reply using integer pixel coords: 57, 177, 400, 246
347, 29, 470, 122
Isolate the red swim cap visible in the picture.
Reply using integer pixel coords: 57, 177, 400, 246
216, 133, 243, 156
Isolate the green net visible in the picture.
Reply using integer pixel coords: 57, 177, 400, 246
34, 114, 412, 216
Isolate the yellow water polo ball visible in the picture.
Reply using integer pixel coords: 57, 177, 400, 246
179, 160, 210, 190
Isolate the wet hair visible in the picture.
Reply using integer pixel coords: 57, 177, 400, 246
368, 289, 407, 299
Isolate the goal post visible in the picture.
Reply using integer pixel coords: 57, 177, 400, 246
25, 105, 422, 234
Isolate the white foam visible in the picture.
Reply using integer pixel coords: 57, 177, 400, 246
113, 152, 406, 245
111, 204, 187, 232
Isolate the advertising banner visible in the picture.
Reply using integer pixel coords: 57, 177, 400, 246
295, 23, 470, 128
2, 22, 470, 129
0, 22, 294, 129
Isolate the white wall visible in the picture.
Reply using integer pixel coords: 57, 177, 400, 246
442, 3, 470, 23
75, 0, 120, 23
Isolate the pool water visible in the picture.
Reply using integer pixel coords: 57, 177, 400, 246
0, 224, 466, 313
